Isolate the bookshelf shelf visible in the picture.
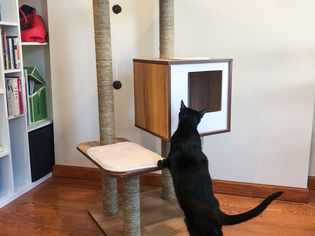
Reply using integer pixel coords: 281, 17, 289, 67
4, 69, 22, 74
0, 150, 9, 158
21, 42, 48, 46
8, 113, 25, 121
0, 0, 54, 208
28, 119, 52, 132
0, 21, 19, 27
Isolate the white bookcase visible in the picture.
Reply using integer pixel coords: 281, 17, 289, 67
0, 0, 53, 208
19, 0, 53, 129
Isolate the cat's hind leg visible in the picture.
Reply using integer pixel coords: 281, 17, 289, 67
216, 226, 223, 236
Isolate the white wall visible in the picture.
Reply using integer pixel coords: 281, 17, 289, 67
47, 0, 160, 167
47, 0, 99, 167
309, 104, 315, 176
48, 0, 315, 188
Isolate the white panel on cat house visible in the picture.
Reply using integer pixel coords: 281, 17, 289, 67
170, 61, 231, 136
133, 58, 232, 140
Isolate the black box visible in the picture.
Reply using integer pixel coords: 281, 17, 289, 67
28, 124, 55, 182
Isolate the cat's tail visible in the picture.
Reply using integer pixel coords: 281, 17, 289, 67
220, 191, 283, 225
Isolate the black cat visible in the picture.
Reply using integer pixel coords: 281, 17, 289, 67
158, 101, 282, 236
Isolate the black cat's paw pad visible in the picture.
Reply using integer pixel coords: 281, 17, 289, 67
157, 159, 165, 168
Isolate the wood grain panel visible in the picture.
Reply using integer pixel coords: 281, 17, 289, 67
53, 165, 309, 203
53, 165, 161, 187
137, 174, 309, 203
133, 58, 233, 65
134, 62, 170, 140
89, 189, 184, 235
213, 179, 309, 203
53, 165, 101, 181
189, 70, 222, 112
308, 176, 315, 190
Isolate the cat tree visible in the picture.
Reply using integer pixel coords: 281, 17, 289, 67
77, 0, 232, 235
76, 0, 177, 235
90, 0, 176, 216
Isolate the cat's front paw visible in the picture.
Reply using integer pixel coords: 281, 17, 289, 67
157, 159, 166, 168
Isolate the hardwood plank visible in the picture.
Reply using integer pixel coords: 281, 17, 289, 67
0, 177, 104, 236
0, 177, 315, 236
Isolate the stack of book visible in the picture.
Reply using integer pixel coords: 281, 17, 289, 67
6, 77, 25, 118
1, 31, 20, 70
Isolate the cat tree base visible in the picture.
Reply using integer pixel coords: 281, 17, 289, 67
77, 140, 182, 235
88, 189, 184, 235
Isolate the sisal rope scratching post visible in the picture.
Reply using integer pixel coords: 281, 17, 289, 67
93, 2, 141, 233
123, 176, 141, 236
161, 140, 175, 200
92, 0, 118, 216
159, 0, 174, 58
160, 0, 176, 200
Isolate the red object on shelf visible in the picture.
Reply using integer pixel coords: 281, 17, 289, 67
20, 5, 48, 43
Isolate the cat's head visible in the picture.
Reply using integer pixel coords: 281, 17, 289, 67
178, 100, 207, 127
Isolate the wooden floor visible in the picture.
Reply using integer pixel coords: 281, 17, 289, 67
0, 177, 314, 236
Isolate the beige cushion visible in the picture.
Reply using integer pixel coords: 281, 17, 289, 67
87, 142, 163, 172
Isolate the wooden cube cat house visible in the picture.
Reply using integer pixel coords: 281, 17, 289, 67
134, 58, 233, 140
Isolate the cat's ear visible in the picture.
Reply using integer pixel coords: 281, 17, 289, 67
199, 109, 207, 118
180, 100, 187, 111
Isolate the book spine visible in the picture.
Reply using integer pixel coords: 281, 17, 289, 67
14, 38, 20, 69
10, 37, 16, 69
7, 37, 12, 70
12, 78, 19, 116
1, 31, 6, 70
6, 38, 10, 69
6, 37, 21, 70
2, 31, 8, 70
5, 34, 9, 70
6, 79, 13, 117
17, 78, 23, 114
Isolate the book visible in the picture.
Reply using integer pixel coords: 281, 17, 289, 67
10, 37, 16, 69
2, 35, 20, 70
8, 36, 20, 69
1, 31, 6, 70
17, 78, 23, 114
12, 78, 19, 116
6, 79, 14, 117
5, 77, 24, 117
13, 37, 20, 69
7, 37, 13, 69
